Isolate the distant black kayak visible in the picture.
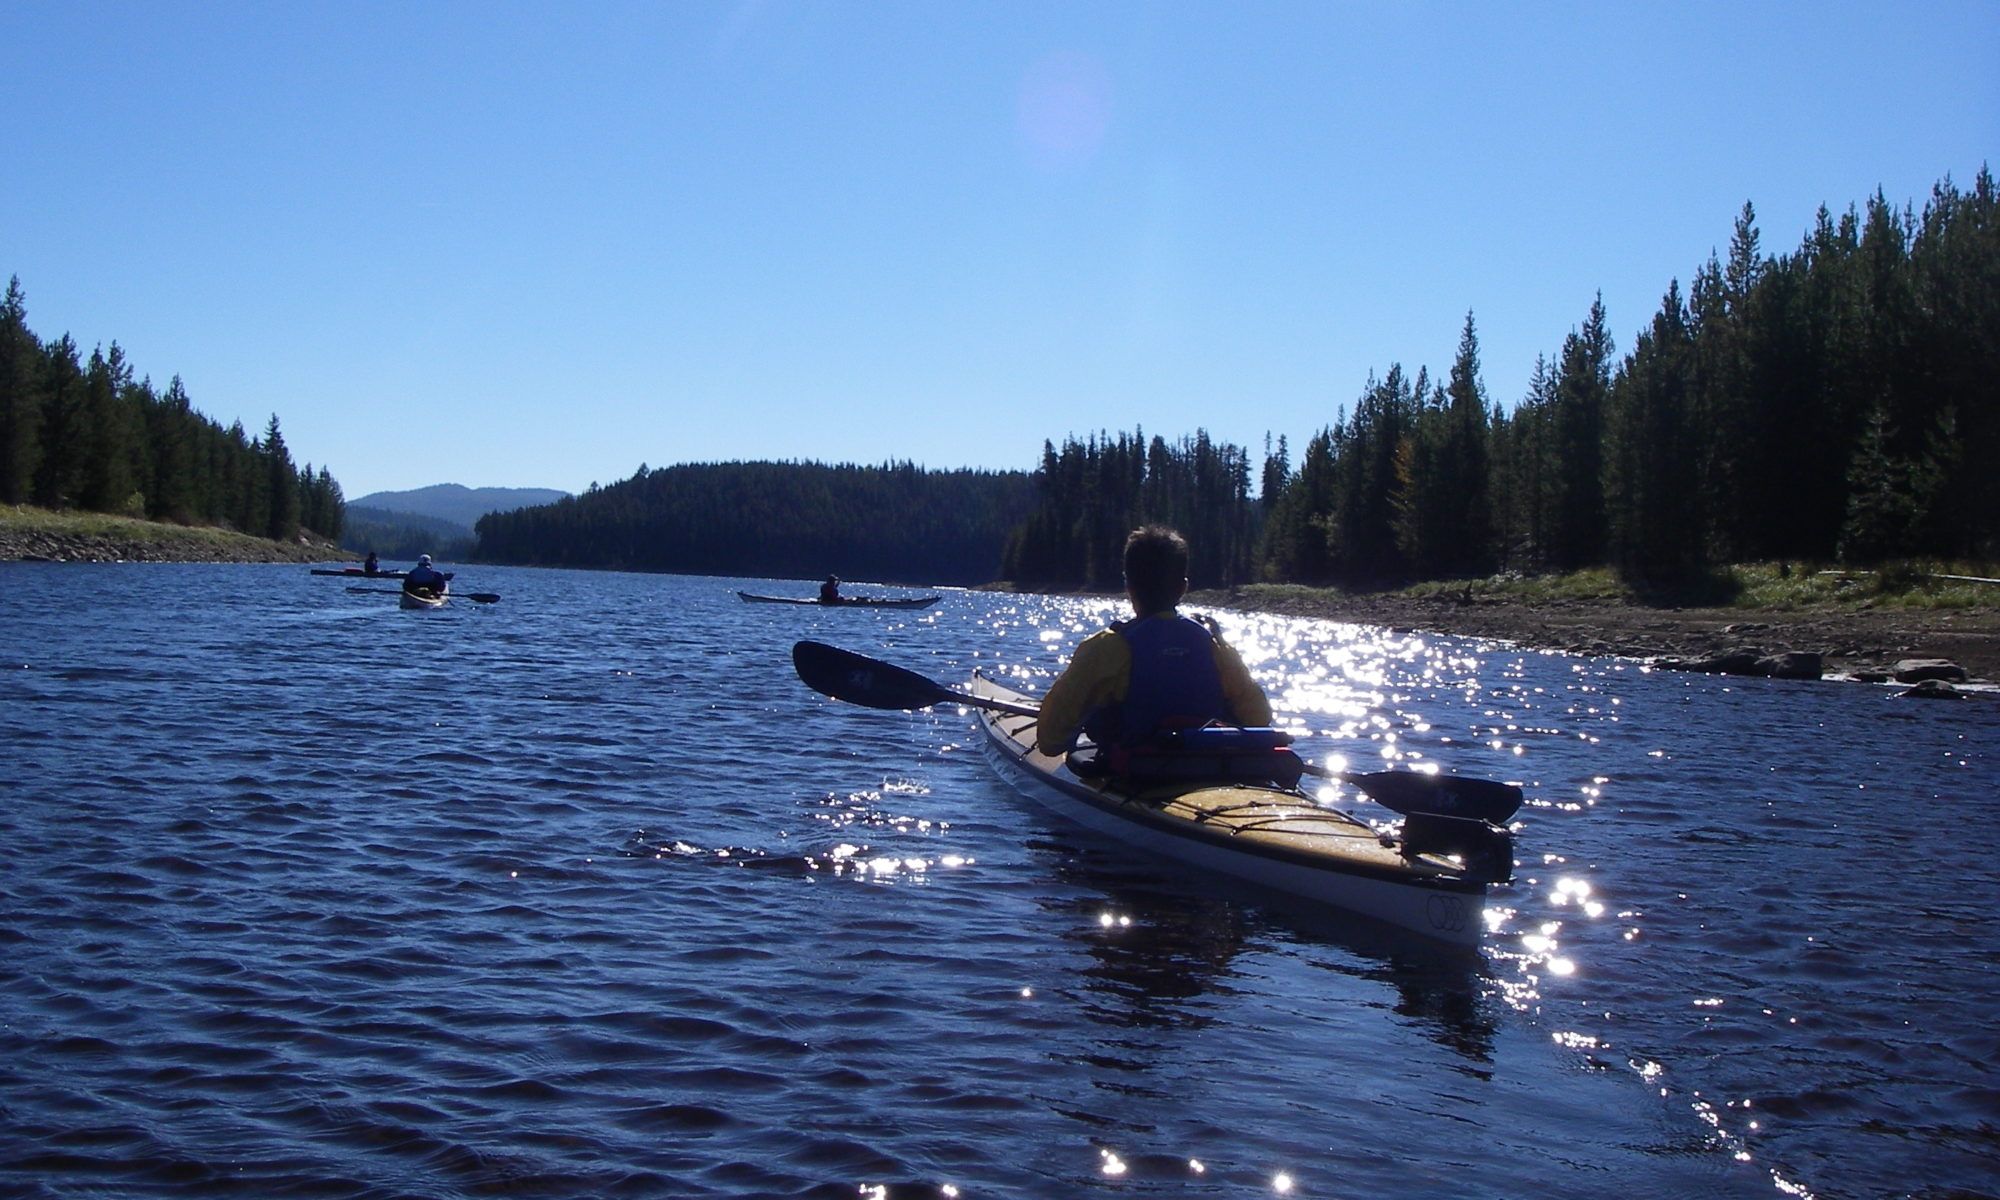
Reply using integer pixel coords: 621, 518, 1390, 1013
311, 567, 409, 578
736, 591, 939, 609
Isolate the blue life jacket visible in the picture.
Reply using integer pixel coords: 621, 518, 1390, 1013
1083, 614, 1229, 745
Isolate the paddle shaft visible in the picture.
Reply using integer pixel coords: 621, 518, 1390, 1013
345, 586, 501, 603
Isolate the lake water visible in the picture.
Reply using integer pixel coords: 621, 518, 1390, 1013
2, 562, 1994, 1200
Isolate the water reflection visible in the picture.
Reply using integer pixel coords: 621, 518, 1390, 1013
1024, 835, 1501, 1067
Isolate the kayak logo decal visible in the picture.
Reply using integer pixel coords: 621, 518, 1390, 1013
1426, 895, 1470, 932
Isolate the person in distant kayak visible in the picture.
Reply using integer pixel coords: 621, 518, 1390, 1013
1036, 525, 1271, 756
403, 554, 448, 598
820, 575, 842, 604
363, 552, 380, 575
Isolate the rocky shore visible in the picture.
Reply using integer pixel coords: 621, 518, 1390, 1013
1196, 585, 2000, 692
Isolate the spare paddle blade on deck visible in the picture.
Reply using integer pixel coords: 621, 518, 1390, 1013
1401, 811, 1515, 883
792, 641, 1038, 717
1332, 768, 1523, 823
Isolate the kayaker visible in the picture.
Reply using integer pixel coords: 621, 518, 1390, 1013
403, 553, 447, 598
820, 575, 842, 605
363, 552, 380, 575
1035, 524, 1271, 756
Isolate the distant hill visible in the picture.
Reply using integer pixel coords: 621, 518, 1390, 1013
350, 484, 570, 530
339, 505, 478, 561
340, 484, 570, 561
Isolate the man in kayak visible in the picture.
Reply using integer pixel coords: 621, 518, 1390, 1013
363, 552, 380, 575
820, 575, 842, 604
403, 554, 448, 599
1036, 525, 1271, 756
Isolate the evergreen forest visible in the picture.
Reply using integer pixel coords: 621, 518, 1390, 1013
472, 461, 1037, 586
0, 278, 344, 545
7, 168, 1994, 590
1005, 170, 1999, 591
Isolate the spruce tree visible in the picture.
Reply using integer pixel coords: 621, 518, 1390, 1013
0, 277, 40, 503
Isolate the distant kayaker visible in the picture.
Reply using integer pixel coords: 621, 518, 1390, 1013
820, 575, 842, 605
403, 554, 447, 597
1035, 525, 1271, 755
363, 552, 380, 575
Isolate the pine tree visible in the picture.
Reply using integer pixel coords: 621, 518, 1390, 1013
32, 335, 85, 508
0, 277, 41, 503
77, 344, 144, 514
1545, 298, 1613, 569
146, 377, 196, 523
1605, 281, 1704, 581
1408, 312, 1496, 577
260, 415, 300, 541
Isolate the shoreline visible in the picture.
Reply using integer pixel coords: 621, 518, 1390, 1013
0, 506, 347, 566
8, 505, 1992, 689
1192, 584, 2000, 689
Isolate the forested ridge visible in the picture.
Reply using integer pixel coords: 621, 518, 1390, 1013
0, 278, 343, 545
473, 460, 1036, 585
11, 169, 1993, 586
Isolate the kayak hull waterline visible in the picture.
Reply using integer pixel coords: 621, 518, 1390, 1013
736, 591, 939, 609
969, 673, 1500, 945
400, 588, 448, 610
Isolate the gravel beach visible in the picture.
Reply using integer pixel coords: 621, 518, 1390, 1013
1197, 585, 2000, 687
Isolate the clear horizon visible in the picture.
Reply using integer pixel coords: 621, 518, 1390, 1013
4, 1, 1993, 500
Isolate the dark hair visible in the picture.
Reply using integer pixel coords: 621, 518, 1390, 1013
1123, 525, 1189, 614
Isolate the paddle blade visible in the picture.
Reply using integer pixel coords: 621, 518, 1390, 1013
1401, 812, 1514, 883
466, 593, 501, 603
793, 641, 956, 711
1339, 770, 1523, 822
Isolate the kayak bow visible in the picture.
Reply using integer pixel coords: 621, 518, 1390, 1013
400, 585, 449, 610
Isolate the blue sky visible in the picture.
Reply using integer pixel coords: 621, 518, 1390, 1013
3, 2, 1994, 501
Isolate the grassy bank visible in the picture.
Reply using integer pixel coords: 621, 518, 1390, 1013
1223, 560, 2000, 616
1193, 562, 2000, 684
0, 503, 349, 565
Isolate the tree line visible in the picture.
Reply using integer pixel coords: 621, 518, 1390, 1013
10, 167, 1990, 588
999, 430, 1261, 591
1005, 168, 1997, 592
473, 460, 1036, 585
0, 278, 344, 544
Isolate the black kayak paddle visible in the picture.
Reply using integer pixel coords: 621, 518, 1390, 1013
791, 640, 1522, 822
345, 586, 502, 603
793, 639, 1037, 716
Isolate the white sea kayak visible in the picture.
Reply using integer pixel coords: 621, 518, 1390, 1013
968, 672, 1508, 945
400, 585, 449, 610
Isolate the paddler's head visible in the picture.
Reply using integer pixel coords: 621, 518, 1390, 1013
1122, 525, 1190, 617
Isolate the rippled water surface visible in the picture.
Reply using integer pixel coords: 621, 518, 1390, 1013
2, 563, 1994, 1199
